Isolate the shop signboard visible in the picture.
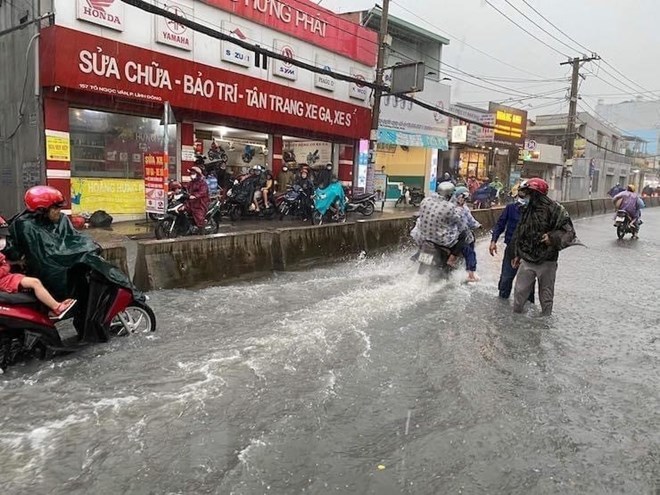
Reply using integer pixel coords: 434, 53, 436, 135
314, 55, 335, 92
287, 141, 332, 167
221, 21, 253, 67
357, 139, 369, 189
451, 125, 468, 144
488, 102, 527, 145
272, 40, 298, 81
41, 26, 372, 140
378, 79, 450, 150
448, 104, 489, 145
155, 1, 193, 51
76, 0, 125, 32
144, 152, 169, 214
479, 114, 496, 143
349, 67, 369, 101
198, 0, 377, 66
71, 178, 145, 214
45, 130, 71, 162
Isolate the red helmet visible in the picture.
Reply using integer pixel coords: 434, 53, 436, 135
169, 180, 182, 192
25, 185, 66, 212
519, 178, 549, 196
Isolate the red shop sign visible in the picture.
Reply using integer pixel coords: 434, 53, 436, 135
199, 0, 377, 66
40, 26, 372, 140
144, 152, 168, 214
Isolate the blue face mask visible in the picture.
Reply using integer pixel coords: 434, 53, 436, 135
517, 197, 529, 206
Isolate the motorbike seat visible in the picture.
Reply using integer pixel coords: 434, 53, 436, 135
0, 292, 39, 305
353, 193, 374, 201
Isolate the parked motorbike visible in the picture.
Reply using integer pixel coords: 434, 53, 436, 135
0, 269, 156, 372
278, 185, 313, 221
614, 209, 639, 239
225, 177, 277, 221
154, 191, 221, 239
312, 182, 346, 225
395, 187, 424, 207
346, 192, 376, 216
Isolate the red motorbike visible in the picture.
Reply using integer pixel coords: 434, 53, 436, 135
0, 271, 156, 372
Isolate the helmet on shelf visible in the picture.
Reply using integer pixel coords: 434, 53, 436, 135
24, 185, 65, 212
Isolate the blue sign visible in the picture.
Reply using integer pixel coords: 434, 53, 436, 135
378, 129, 449, 151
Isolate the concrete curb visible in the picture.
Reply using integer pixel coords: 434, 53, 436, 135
119, 198, 657, 290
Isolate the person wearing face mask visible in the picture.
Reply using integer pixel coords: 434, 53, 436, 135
186, 166, 210, 233
510, 178, 576, 316
489, 191, 535, 302
277, 164, 294, 193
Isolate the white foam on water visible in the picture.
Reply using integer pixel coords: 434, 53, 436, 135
237, 436, 268, 466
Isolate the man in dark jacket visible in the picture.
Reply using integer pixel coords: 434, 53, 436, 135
511, 178, 575, 316
489, 200, 534, 302
315, 163, 334, 189
186, 166, 209, 232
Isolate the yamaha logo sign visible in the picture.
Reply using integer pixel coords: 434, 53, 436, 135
77, 0, 124, 32
155, 2, 193, 51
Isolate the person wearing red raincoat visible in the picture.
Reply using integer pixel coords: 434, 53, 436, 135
186, 166, 209, 231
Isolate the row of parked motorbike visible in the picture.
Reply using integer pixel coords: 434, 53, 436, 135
153, 181, 378, 240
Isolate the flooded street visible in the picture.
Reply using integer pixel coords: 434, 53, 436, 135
1, 210, 659, 494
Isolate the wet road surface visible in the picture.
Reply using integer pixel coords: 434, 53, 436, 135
1, 210, 659, 494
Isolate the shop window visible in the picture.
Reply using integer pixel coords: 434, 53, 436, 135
69, 108, 176, 179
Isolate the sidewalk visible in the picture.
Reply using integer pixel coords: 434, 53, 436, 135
86, 206, 419, 245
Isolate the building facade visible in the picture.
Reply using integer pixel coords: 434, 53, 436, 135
0, 0, 376, 218
528, 111, 636, 200
341, 8, 451, 197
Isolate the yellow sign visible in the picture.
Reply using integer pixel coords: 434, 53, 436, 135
71, 178, 145, 214
45, 130, 71, 162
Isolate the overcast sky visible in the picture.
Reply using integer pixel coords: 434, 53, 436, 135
323, 0, 660, 118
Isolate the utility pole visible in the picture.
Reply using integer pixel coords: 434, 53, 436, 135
559, 54, 600, 200
367, 0, 390, 193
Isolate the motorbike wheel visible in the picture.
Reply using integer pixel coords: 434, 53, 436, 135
111, 302, 157, 336
155, 219, 178, 240
279, 204, 289, 221
229, 205, 242, 222
312, 211, 324, 225
360, 202, 375, 216
617, 225, 626, 239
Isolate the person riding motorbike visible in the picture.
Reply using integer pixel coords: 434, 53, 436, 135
0, 215, 76, 319
411, 182, 470, 268
186, 166, 210, 232
5, 186, 144, 341
511, 178, 576, 316
452, 186, 481, 281
315, 163, 334, 190
612, 184, 645, 238
256, 169, 275, 213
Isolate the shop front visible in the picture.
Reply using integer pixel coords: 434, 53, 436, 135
39, 25, 372, 218
374, 80, 451, 199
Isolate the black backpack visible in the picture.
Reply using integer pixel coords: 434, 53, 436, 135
88, 210, 113, 228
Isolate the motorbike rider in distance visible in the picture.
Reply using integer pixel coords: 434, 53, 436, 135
612, 184, 645, 238
186, 166, 210, 233
411, 182, 470, 268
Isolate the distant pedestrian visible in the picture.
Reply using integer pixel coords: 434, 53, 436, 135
511, 178, 576, 316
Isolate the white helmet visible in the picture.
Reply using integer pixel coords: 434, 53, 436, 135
437, 182, 455, 200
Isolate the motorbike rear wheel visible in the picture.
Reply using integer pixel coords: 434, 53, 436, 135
616, 224, 626, 239
155, 218, 178, 240
111, 302, 157, 336
312, 211, 323, 225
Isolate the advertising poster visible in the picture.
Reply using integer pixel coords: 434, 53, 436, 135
144, 152, 169, 214
71, 178, 145, 214
45, 130, 71, 162
357, 139, 369, 189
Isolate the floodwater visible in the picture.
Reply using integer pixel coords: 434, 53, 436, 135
1, 210, 659, 494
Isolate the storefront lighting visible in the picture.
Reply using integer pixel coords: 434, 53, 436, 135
219, 126, 228, 139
